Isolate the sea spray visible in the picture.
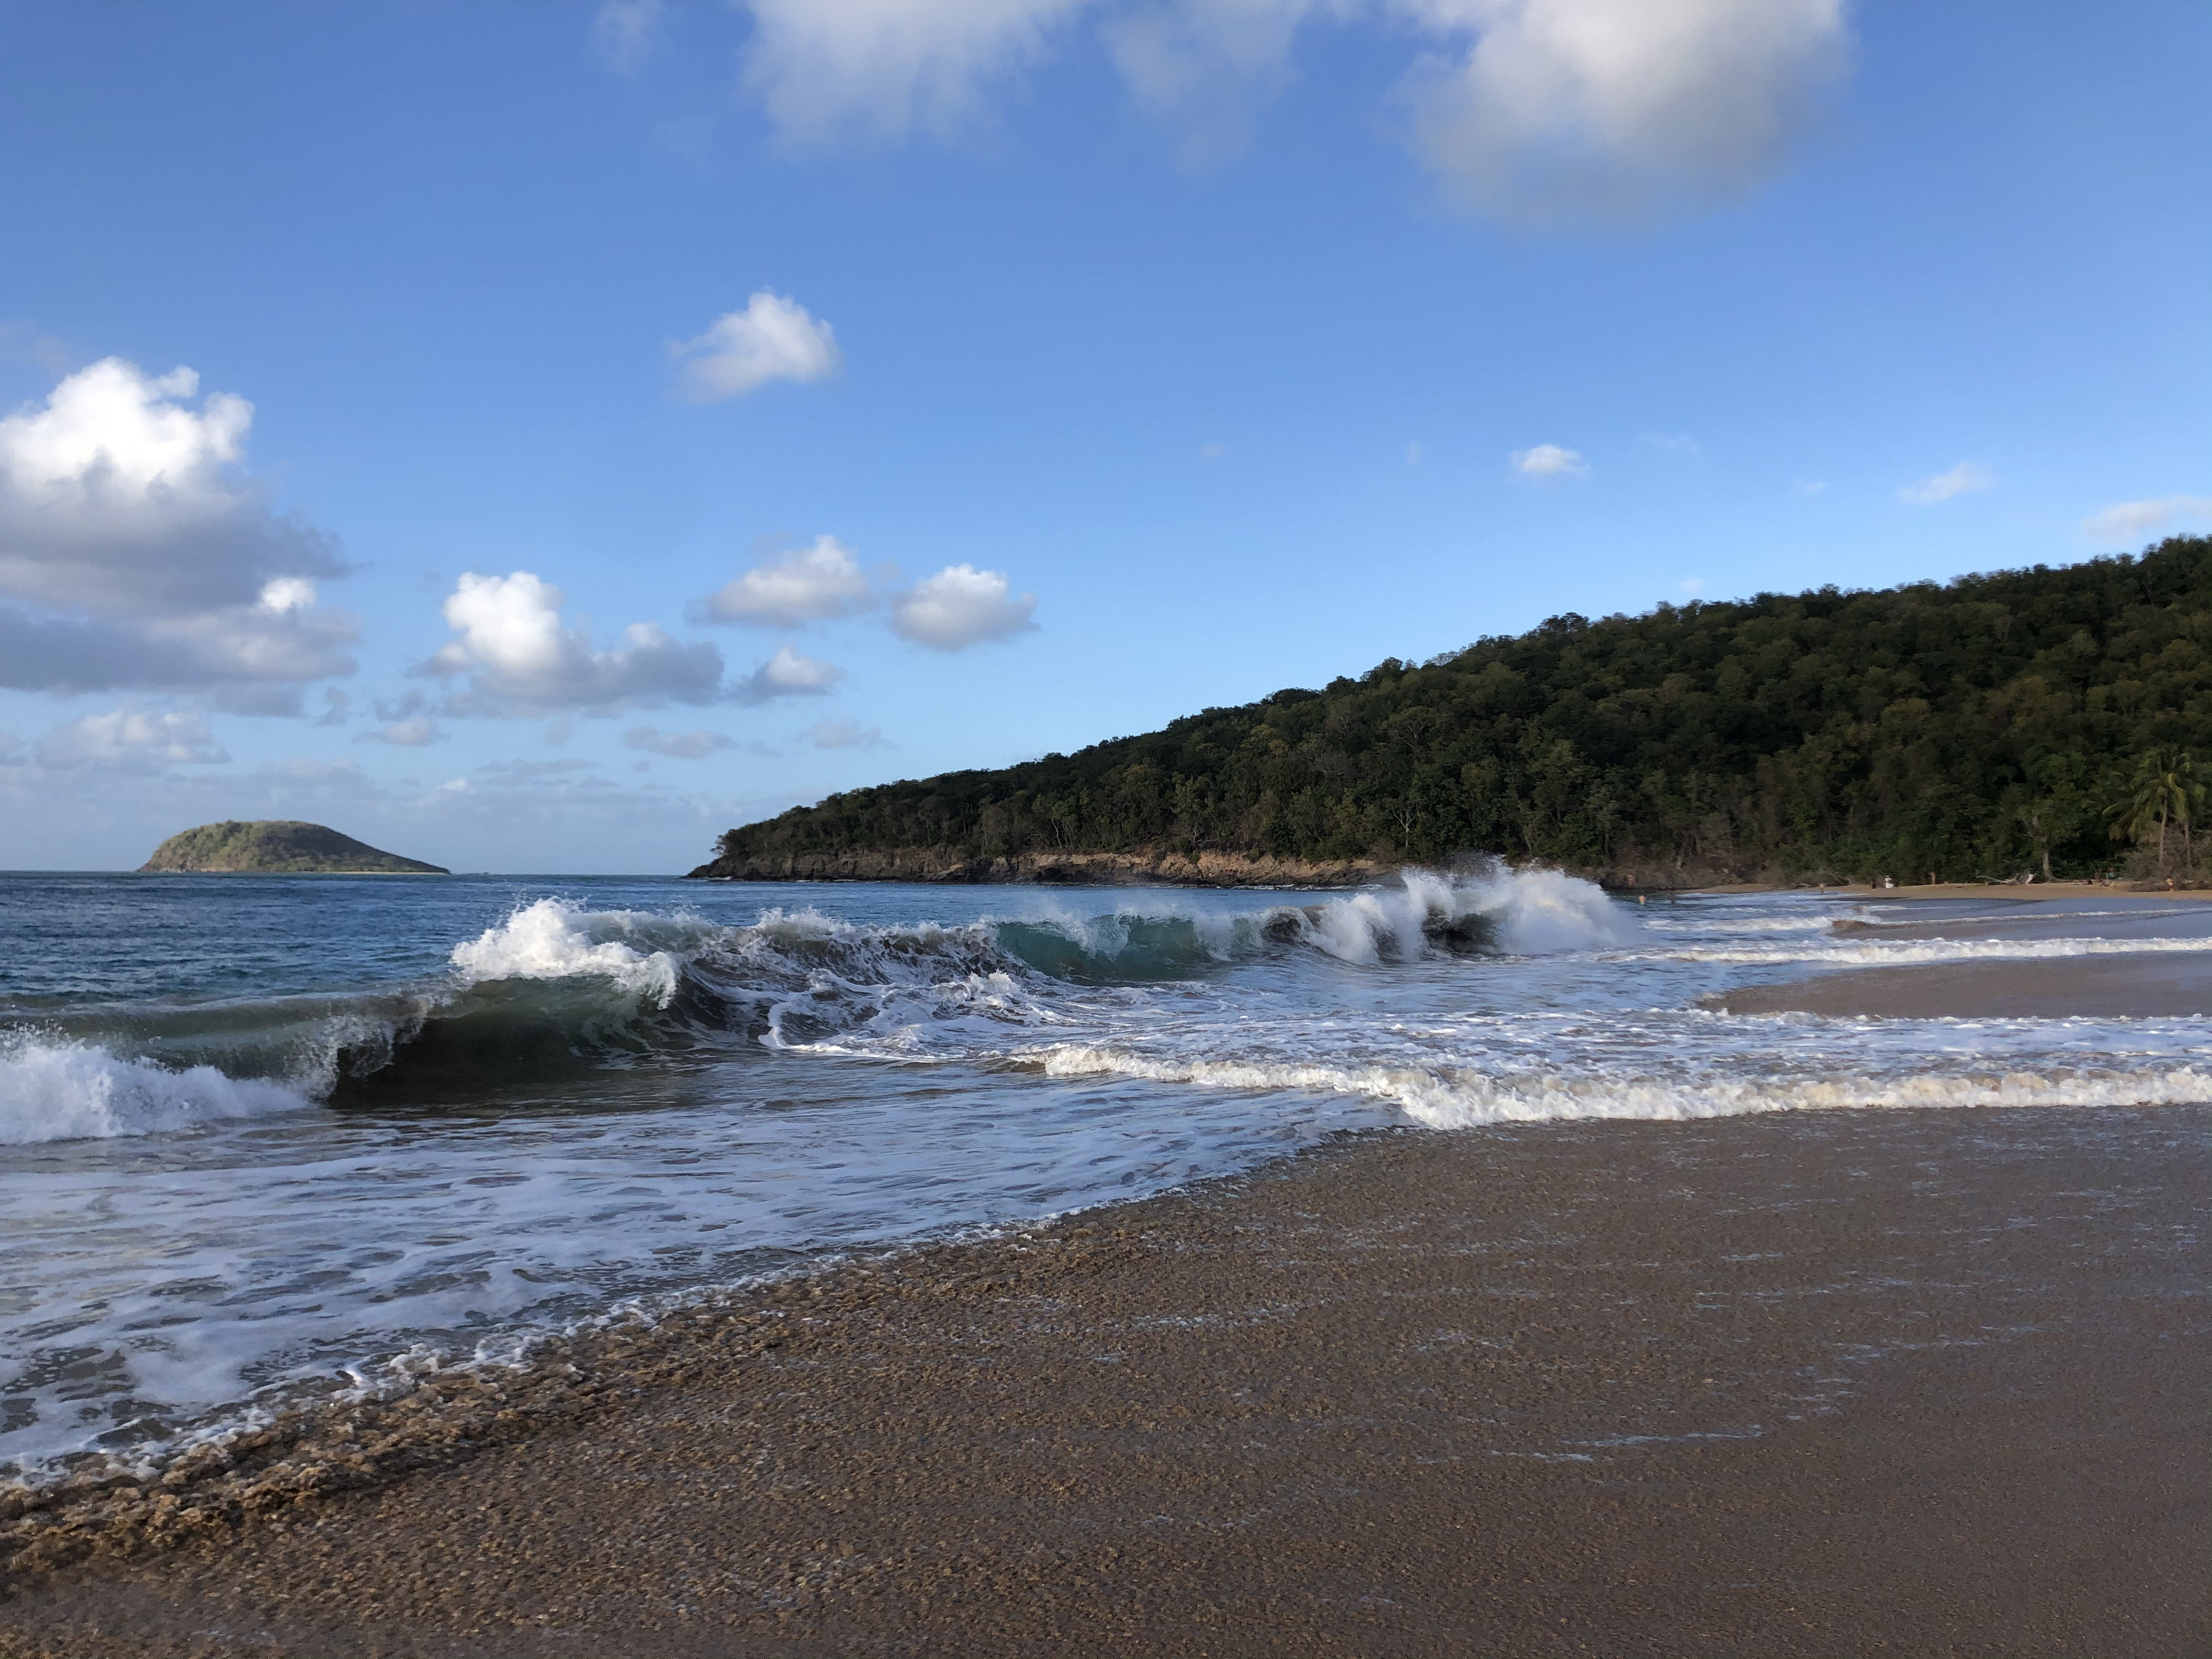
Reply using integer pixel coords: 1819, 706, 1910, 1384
0, 1035, 310, 1146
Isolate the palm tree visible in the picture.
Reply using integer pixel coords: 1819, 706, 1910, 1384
2108, 749, 2206, 879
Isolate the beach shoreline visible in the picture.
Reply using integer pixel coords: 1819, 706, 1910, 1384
7, 1101, 2206, 1657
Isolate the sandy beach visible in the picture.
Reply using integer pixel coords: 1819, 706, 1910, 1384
7, 1098, 2207, 1657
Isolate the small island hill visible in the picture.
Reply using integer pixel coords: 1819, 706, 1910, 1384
139, 821, 448, 875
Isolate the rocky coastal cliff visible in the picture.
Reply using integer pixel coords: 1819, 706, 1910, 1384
140, 821, 448, 875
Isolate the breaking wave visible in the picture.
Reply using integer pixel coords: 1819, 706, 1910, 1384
1034, 1044, 2212, 1128
0, 1037, 311, 1146
0, 869, 1629, 1145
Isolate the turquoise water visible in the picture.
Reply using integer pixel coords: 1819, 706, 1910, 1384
3, 867, 2208, 1479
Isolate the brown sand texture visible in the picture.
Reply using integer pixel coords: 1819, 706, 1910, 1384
6, 1103, 2207, 1658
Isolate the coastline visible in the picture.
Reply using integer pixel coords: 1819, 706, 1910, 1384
8, 1103, 2206, 1656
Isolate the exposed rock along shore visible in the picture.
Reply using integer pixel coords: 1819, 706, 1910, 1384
685, 846, 1405, 888
684, 844, 1750, 891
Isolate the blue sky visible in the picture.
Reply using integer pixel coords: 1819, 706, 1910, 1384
0, 0, 2205, 872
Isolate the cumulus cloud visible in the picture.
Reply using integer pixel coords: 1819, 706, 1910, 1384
624, 725, 742, 758
2081, 494, 2212, 547
731, 644, 845, 704
1396, 0, 1853, 222
35, 707, 228, 771
424, 570, 729, 714
890, 564, 1039, 650
693, 534, 877, 627
740, 0, 1087, 145
1511, 443, 1589, 479
1900, 462, 1994, 506
671, 292, 842, 401
594, 0, 663, 71
0, 358, 356, 695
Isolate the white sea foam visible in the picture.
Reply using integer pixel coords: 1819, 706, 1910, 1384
1292, 865, 1635, 962
0, 1037, 310, 1146
1035, 1042, 2212, 1128
449, 897, 690, 1004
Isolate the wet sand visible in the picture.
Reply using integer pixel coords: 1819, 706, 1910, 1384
1713, 951, 2212, 1019
6, 1104, 2206, 1657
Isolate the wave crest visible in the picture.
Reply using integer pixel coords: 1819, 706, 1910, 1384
0, 1037, 310, 1146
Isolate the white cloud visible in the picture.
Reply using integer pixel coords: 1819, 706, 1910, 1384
725, 0, 1851, 225
1900, 462, 1994, 506
890, 564, 1038, 650
1641, 431, 1700, 455
1511, 443, 1589, 479
732, 644, 845, 704
2081, 494, 2212, 547
671, 292, 843, 401
624, 726, 740, 758
425, 570, 729, 714
0, 358, 354, 694
1405, 441, 1423, 465
1107, 0, 1324, 168
693, 534, 877, 627
801, 716, 889, 750
740, 0, 1087, 146
1396, 0, 1853, 223
366, 716, 444, 747
35, 707, 228, 771
594, 0, 663, 72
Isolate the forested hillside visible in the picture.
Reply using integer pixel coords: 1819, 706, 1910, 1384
696, 538, 2212, 886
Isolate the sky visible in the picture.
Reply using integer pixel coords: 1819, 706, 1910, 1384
0, 1, 2206, 873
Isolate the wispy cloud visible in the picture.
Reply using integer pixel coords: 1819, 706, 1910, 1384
620, 725, 780, 759
1511, 444, 1589, 480
2081, 494, 2212, 547
1900, 462, 1993, 506
593, 0, 662, 73
800, 716, 889, 751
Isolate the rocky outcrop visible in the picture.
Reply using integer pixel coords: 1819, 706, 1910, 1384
686, 845, 1400, 889
140, 821, 448, 875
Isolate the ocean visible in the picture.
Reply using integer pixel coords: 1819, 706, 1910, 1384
4, 867, 2209, 1485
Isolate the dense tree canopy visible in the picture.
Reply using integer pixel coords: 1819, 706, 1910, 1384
711, 538, 2212, 883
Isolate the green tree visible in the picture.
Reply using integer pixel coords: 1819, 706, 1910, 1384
2107, 748, 2205, 878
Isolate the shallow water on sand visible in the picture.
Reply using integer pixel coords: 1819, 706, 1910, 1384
3, 868, 2208, 1478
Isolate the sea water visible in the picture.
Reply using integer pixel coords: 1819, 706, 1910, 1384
3, 867, 2209, 1480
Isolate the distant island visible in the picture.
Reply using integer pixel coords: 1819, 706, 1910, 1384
140, 821, 448, 875
690, 537, 2209, 889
